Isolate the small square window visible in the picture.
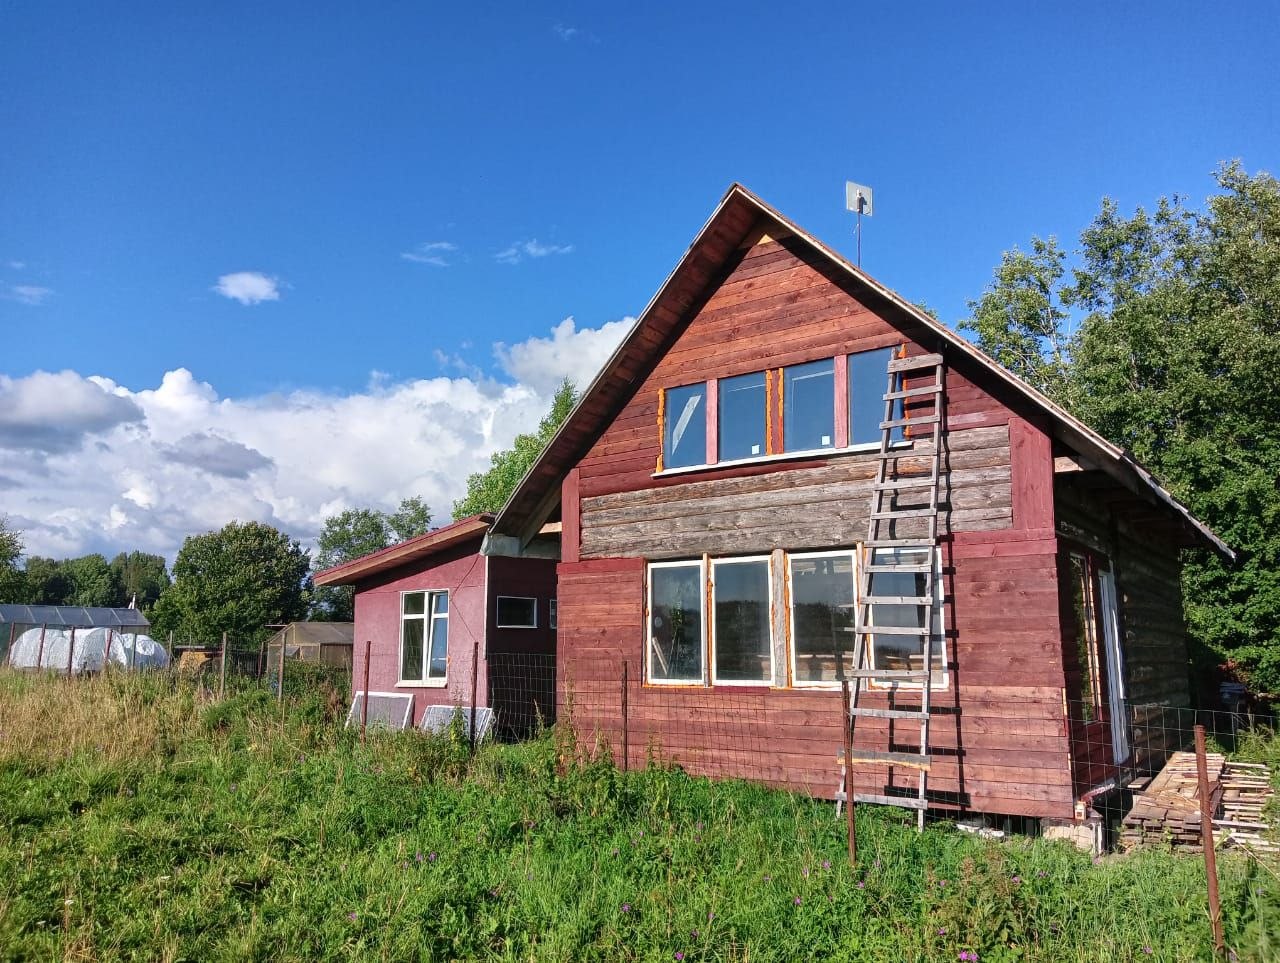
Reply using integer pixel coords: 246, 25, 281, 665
783, 359, 835, 452
496, 596, 537, 629
663, 383, 707, 469
549, 598, 558, 629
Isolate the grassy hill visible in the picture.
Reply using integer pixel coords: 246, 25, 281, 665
0, 668, 1276, 961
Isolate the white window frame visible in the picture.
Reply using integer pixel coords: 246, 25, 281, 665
398, 589, 449, 687
865, 545, 948, 691
710, 555, 774, 686
786, 549, 859, 689
495, 595, 538, 629
646, 559, 707, 686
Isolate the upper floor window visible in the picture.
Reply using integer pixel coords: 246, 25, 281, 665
401, 590, 449, 683
849, 347, 894, 445
783, 359, 835, 452
662, 382, 706, 470
719, 371, 767, 460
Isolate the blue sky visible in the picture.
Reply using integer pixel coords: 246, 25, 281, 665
1, 1, 1277, 558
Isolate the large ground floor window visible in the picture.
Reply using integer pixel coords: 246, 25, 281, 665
645, 547, 946, 689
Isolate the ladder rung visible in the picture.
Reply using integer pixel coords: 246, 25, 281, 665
871, 508, 937, 519
887, 353, 944, 373
841, 749, 932, 771
864, 563, 932, 573
849, 706, 930, 720
882, 445, 938, 458
863, 539, 936, 549
880, 414, 940, 430
874, 477, 937, 491
844, 669, 930, 680
883, 384, 942, 401
855, 625, 930, 636
862, 595, 932, 606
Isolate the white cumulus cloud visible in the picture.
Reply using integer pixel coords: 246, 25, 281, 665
214, 271, 281, 305
1, 316, 633, 562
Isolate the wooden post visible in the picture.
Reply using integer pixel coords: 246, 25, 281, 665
6, 622, 16, 666
620, 660, 629, 772
167, 630, 174, 659
105, 629, 113, 673
67, 626, 76, 676
130, 632, 137, 672
1194, 725, 1225, 955
360, 640, 371, 746
258, 637, 267, 680
469, 640, 480, 754
278, 639, 286, 704
842, 680, 856, 866
218, 632, 228, 700
36, 624, 47, 671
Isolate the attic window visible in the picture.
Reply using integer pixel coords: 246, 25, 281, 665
782, 359, 835, 452
662, 383, 706, 470
849, 347, 894, 445
719, 372, 767, 460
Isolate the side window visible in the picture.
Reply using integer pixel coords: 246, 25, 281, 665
782, 359, 835, 452
662, 383, 707, 469
549, 598, 558, 630
711, 557, 772, 684
496, 596, 537, 629
647, 561, 705, 684
401, 590, 449, 682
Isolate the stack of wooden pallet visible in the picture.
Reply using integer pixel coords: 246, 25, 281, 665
1120, 751, 1276, 857
1215, 761, 1276, 856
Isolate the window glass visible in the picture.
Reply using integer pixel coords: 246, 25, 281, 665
403, 592, 426, 616
712, 559, 771, 683
428, 602, 449, 680
783, 359, 835, 452
550, 598, 558, 629
496, 596, 537, 628
401, 614, 425, 681
719, 371, 767, 461
789, 553, 856, 684
849, 348, 894, 445
663, 383, 706, 469
866, 547, 944, 682
648, 563, 705, 682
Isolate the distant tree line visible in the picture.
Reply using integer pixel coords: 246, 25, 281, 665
0, 537, 169, 611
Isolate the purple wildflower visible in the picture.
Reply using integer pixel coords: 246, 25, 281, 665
1142, 949, 1153, 956
938, 928, 948, 935
621, 903, 631, 914
690, 930, 699, 939
802, 867, 810, 878
708, 911, 715, 921
1037, 870, 1047, 878
693, 835, 701, 842
639, 830, 645, 837
763, 874, 772, 882
1011, 875, 1021, 884
793, 896, 802, 905
822, 860, 831, 870
428, 852, 437, 862
415, 853, 424, 863
675, 954, 685, 962
856, 881, 865, 889
938, 879, 948, 887
347, 912, 357, 921
401, 860, 409, 869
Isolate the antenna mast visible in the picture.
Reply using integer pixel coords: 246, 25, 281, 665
845, 181, 874, 268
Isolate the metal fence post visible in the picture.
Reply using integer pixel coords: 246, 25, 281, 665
219, 632, 228, 700
842, 679, 856, 867
620, 660, 629, 772
469, 640, 480, 755
360, 639, 371, 746
66, 626, 76, 676
6, 622, 15, 666
1194, 725, 1225, 954
36, 623, 47, 671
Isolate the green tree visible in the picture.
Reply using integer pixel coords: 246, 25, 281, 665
109, 552, 170, 610
21, 556, 72, 605
0, 517, 24, 604
453, 378, 578, 519
311, 497, 434, 621
964, 162, 1280, 692
60, 554, 123, 607
150, 521, 311, 645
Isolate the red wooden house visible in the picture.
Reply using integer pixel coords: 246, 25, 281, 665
314, 514, 559, 735
485, 184, 1231, 822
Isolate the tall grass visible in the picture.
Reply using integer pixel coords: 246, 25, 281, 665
0, 668, 1276, 962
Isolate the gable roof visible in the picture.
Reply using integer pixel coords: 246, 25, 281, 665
313, 514, 493, 586
491, 184, 1231, 560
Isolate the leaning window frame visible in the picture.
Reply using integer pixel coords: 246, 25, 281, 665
495, 595, 538, 629
709, 554, 774, 687
865, 545, 948, 691
398, 588, 450, 687
645, 558, 707, 686
786, 549, 859, 689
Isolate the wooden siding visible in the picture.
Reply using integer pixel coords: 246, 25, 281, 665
580, 425, 1011, 559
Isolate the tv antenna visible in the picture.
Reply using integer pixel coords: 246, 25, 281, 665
845, 181, 873, 267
